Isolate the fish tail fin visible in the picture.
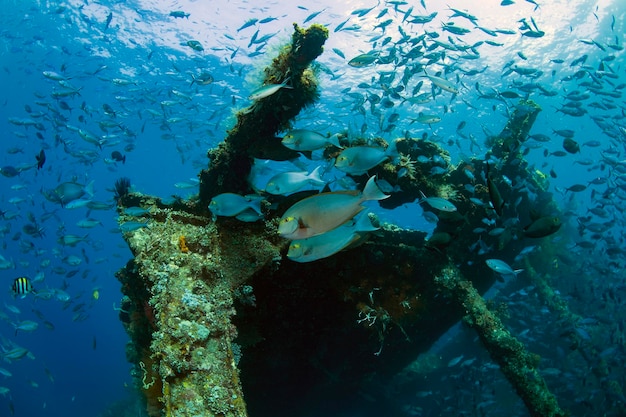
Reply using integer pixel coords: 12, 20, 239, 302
307, 166, 326, 187
249, 200, 262, 215
354, 213, 379, 233
85, 180, 95, 198
386, 139, 399, 161
362, 176, 389, 201
244, 195, 264, 215
327, 133, 342, 148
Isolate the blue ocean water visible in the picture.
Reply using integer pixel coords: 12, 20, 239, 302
0, 0, 624, 416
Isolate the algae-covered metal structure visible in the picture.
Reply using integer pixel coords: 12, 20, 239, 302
115, 24, 571, 417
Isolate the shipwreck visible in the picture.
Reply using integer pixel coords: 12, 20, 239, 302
113, 24, 614, 417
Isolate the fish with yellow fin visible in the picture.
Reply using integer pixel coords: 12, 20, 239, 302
278, 176, 389, 240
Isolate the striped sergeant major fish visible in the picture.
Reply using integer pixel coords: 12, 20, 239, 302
12, 277, 34, 298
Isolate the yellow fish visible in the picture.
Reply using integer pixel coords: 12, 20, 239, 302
278, 176, 388, 240
92, 288, 100, 300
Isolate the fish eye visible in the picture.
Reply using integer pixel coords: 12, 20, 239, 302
288, 242, 303, 257
279, 217, 298, 234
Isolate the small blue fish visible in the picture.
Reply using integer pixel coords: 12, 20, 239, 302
265, 166, 326, 195
237, 18, 258, 32
419, 191, 457, 212
303, 9, 325, 24
119, 221, 149, 232
209, 193, 263, 217
169, 11, 190, 19
447, 355, 464, 367
124, 206, 151, 216
13, 320, 38, 334
57, 234, 89, 246
423, 73, 458, 94
249, 78, 292, 101
348, 52, 380, 68
332, 48, 345, 59
485, 259, 523, 276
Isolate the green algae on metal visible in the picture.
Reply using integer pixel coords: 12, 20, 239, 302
434, 265, 567, 417
116, 198, 282, 417
199, 24, 329, 205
